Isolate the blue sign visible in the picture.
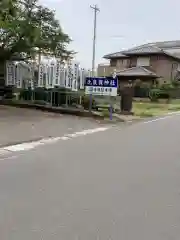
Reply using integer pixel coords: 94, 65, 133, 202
85, 77, 118, 96
85, 77, 118, 88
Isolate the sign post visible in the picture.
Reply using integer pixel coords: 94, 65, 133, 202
89, 92, 93, 111
110, 69, 117, 120
109, 95, 113, 120
85, 76, 118, 119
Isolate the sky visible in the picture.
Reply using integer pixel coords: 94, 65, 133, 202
40, 0, 180, 68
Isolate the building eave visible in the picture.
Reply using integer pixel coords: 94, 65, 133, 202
103, 40, 180, 60
103, 52, 129, 59
116, 66, 158, 77
163, 50, 180, 60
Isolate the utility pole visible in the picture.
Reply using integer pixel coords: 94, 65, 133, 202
90, 4, 100, 77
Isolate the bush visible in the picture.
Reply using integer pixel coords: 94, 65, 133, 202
172, 80, 180, 88
134, 85, 150, 98
4, 86, 15, 99
149, 88, 170, 102
19, 89, 32, 100
158, 90, 170, 99
34, 88, 47, 102
160, 82, 173, 90
19, 87, 69, 106
133, 81, 150, 98
149, 88, 160, 102
50, 87, 67, 106
102, 109, 111, 118
68, 92, 80, 106
81, 95, 97, 110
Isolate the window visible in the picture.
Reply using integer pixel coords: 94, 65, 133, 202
117, 59, 129, 68
117, 59, 124, 65
110, 59, 117, 67
129, 60, 136, 68
177, 63, 180, 71
136, 57, 150, 66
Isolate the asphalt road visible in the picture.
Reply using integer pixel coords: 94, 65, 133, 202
0, 106, 102, 147
0, 114, 180, 239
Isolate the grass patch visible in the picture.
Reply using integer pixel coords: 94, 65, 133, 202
133, 101, 180, 117
101, 110, 110, 118
167, 104, 180, 111
134, 109, 154, 117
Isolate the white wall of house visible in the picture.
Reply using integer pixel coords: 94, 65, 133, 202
136, 57, 150, 66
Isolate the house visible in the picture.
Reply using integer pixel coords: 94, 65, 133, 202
98, 40, 180, 88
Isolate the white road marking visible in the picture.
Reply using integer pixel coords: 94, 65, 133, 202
0, 155, 18, 161
143, 112, 180, 124
0, 149, 10, 156
167, 111, 180, 115
0, 127, 109, 154
1, 111, 180, 157
143, 116, 173, 124
60, 136, 69, 140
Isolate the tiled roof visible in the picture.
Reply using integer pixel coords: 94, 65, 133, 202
129, 40, 180, 50
103, 40, 180, 59
163, 48, 180, 59
152, 40, 180, 49
122, 45, 162, 55
116, 66, 157, 77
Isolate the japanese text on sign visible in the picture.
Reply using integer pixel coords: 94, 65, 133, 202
85, 77, 118, 97
85, 77, 117, 88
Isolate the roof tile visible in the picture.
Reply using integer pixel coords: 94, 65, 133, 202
103, 40, 180, 59
103, 52, 127, 59
122, 46, 162, 55
116, 66, 157, 77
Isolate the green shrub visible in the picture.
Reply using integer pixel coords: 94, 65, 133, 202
160, 82, 173, 90
102, 109, 110, 118
34, 88, 47, 102
4, 86, 15, 99
81, 95, 97, 110
19, 89, 32, 100
149, 88, 160, 102
19, 87, 69, 106
149, 88, 170, 101
172, 80, 180, 87
69, 92, 80, 105
52, 87, 67, 106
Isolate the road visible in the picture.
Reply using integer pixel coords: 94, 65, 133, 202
0, 114, 180, 239
0, 106, 102, 147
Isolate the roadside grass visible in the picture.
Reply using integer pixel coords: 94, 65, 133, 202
133, 101, 180, 118
97, 100, 180, 119
8, 96, 180, 119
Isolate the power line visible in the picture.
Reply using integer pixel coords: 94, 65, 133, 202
90, 4, 100, 76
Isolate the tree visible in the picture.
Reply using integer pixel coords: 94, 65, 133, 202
0, 0, 74, 61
